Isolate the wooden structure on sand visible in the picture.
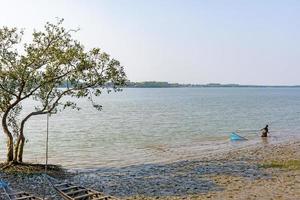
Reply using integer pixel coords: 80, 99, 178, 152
1, 191, 42, 200
54, 182, 118, 200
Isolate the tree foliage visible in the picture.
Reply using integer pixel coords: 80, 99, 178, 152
0, 19, 127, 163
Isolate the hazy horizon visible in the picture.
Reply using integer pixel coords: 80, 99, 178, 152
127, 81, 300, 86
0, 0, 299, 85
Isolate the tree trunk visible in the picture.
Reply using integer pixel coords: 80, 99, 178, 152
6, 134, 14, 162
17, 135, 25, 162
2, 111, 14, 162
15, 110, 47, 163
14, 135, 21, 162
14, 134, 25, 163
15, 114, 30, 163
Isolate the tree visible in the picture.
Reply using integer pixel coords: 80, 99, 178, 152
0, 19, 127, 163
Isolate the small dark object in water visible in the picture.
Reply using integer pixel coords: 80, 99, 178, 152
261, 125, 269, 137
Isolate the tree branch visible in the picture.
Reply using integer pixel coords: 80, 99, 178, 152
0, 82, 18, 98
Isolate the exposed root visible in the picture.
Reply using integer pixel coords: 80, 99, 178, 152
0, 161, 15, 170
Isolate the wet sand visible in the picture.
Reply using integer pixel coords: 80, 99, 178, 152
1, 139, 299, 200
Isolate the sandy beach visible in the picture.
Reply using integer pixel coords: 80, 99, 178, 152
1, 0, 300, 199
1, 138, 299, 200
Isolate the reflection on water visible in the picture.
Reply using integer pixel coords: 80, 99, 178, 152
0, 88, 300, 168
261, 137, 269, 146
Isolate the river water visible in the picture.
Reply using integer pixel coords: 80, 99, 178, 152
0, 88, 300, 169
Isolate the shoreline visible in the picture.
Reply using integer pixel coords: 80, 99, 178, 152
67, 132, 300, 171
1, 138, 299, 199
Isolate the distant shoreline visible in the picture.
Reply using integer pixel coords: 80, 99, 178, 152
59, 81, 300, 88
125, 81, 300, 88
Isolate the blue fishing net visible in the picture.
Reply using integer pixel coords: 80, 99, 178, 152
0, 180, 8, 188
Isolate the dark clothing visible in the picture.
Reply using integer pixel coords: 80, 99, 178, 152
261, 126, 269, 137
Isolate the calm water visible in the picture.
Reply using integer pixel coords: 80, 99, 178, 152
0, 88, 300, 169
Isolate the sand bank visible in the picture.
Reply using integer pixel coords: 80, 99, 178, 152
1, 139, 299, 200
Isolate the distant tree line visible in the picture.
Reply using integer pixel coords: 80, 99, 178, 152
124, 81, 300, 88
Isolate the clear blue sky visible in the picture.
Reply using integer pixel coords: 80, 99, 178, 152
0, 0, 299, 85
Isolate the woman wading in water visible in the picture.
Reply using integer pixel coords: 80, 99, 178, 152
261, 125, 269, 137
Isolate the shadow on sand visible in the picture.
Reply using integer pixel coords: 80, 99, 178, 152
70, 158, 270, 198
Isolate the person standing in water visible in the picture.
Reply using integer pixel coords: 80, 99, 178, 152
261, 125, 269, 137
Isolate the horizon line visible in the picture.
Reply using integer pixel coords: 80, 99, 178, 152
127, 81, 300, 87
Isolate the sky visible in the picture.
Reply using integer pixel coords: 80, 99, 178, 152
0, 0, 299, 85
